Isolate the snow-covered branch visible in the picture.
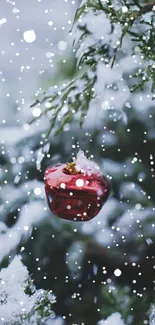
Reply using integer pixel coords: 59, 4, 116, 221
0, 256, 61, 325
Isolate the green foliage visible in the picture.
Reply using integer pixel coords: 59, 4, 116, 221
30, 69, 97, 136
2, 3, 155, 323
30, 0, 155, 136
100, 285, 134, 323
16, 290, 55, 325
0, 256, 56, 325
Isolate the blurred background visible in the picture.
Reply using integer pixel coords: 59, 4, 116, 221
0, 0, 155, 324
0, 0, 78, 122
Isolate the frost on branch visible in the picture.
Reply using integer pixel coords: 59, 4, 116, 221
30, 0, 155, 137
75, 149, 100, 175
0, 256, 56, 325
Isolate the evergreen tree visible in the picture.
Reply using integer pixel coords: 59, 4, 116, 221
0, 0, 155, 324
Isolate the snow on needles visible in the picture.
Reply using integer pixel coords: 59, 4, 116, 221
75, 150, 100, 175
0, 256, 56, 325
0, 256, 32, 323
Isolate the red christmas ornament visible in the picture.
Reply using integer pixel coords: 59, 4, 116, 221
44, 151, 110, 221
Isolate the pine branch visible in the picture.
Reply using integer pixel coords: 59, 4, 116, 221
29, 0, 155, 137
111, 1, 155, 68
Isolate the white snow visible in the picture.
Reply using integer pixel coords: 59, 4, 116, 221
32, 107, 41, 117
75, 178, 84, 187
0, 256, 33, 323
23, 30, 36, 43
0, 256, 56, 324
150, 307, 155, 325
34, 187, 42, 195
0, 18, 7, 25
114, 269, 122, 277
75, 150, 100, 175
98, 313, 125, 325
58, 41, 68, 51
0, 200, 48, 263
122, 6, 128, 13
